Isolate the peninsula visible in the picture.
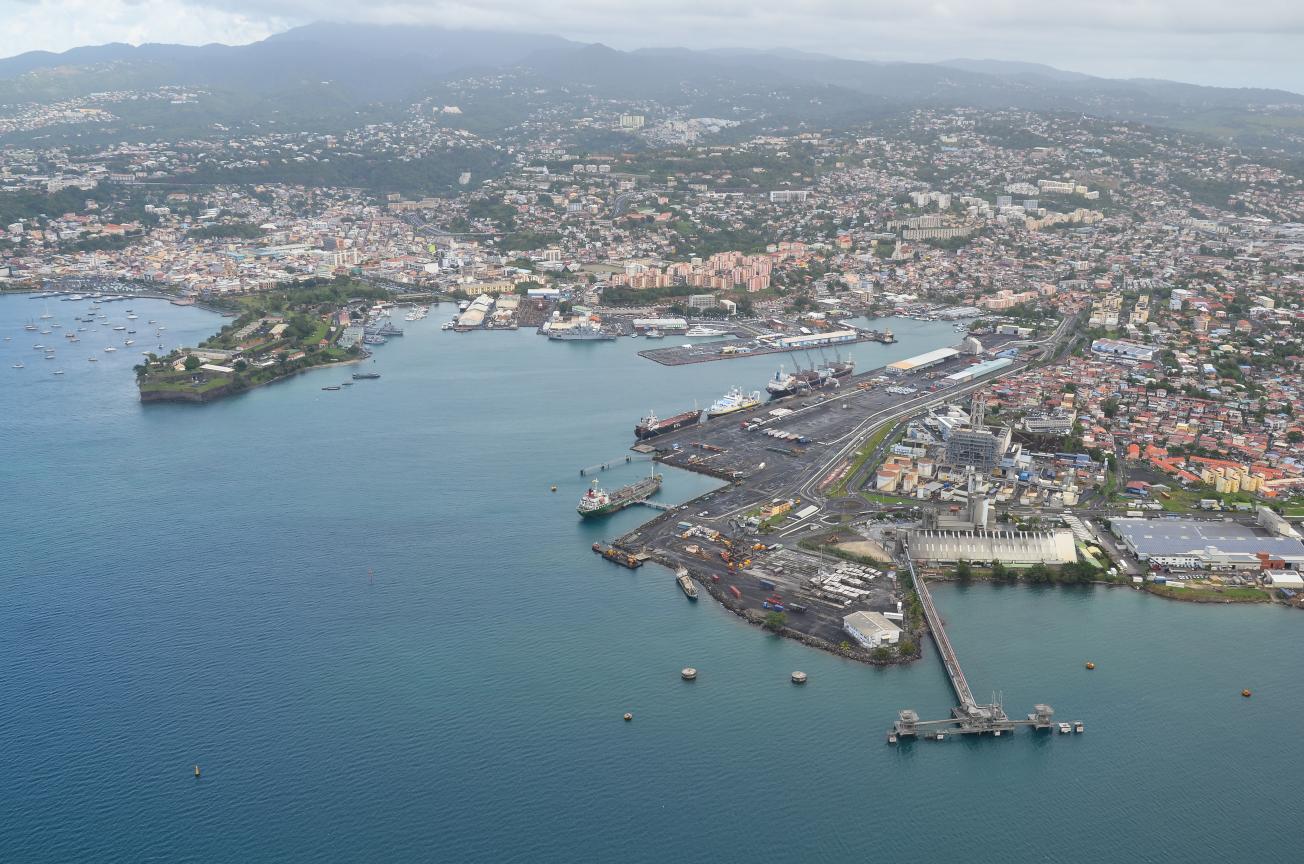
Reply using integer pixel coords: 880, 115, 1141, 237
135, 279, 392, 403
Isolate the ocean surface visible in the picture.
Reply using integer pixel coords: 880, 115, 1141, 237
1, 294, 1299, 863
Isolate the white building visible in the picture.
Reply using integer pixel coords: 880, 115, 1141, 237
842, 611, 902, 650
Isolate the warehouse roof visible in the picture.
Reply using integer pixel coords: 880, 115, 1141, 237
1110, 518, 1304, 559
908, 528, 1078, 564
888, 347, 959, 371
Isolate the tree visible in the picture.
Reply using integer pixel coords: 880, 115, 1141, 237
183, 355, 202, 371
871, 646, 893, 662
763, 611, 787, 632
233, 359, 248, 372
991, 560, 1008, 582
897, 638, 917, 656
1288, 431, 1303, 444
955, 559, 973, 583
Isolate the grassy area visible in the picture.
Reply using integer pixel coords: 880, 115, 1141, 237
139, 373, 231, 394
1157, 487, 1280, 513
829, 421, 898, 498
1146, 583, 1270, 603
860, 492, 918, 507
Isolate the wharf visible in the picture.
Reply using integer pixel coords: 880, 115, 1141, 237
888, 556, 1057, 742
639, 329, 895, 367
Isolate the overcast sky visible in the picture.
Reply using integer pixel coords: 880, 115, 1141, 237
5, 0, 1304, 93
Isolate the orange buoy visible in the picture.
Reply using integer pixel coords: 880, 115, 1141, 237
1085, 662, 1095, 670
623, 712, 633, 722
1242, 689, 1252, 698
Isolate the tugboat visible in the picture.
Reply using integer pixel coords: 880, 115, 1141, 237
635, 408, 701, 439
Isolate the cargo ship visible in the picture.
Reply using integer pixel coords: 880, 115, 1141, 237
676, 568, 699, 600
635, 408, 700, 440
707, 386, 762, 418
826, 358, 855, 378
577, 473, 663, 518
765, 364, 831, 398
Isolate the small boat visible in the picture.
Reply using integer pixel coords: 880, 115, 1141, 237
127, 314, 138, 320
12, 362, 24, 368
1073, 721, 1084, 733
322, 385, 341, 391
87, 357, 97, 362
53, 369, 64, 375
113, 326, 126, 331
1058, 723, 1071, 734
124, 339, 135, 346
341, 381, 354, 386
352, 372, 381, 380
104, 346, 117, 353
33, 344, 45, 350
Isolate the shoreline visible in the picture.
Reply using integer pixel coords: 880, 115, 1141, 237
650, 554, 924, 667
139, 352, 369, 404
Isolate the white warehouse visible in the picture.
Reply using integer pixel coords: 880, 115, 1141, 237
842, 611, 902, 649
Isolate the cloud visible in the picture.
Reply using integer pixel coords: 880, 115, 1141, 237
2, 0, 1302, 91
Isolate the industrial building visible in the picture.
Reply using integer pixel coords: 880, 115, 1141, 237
1090, 338, 1155, 363
945, 357, 1013, 385
945, 426, 1012, 469
772, 329, 859, 349
1109, 517, 1304, 571
1023, 409, 1077, 435
908, 529, 1079, 566
842, 611, 902, 649
887, 347, 959, 373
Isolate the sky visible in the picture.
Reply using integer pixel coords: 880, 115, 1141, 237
4, 0, 1304, 93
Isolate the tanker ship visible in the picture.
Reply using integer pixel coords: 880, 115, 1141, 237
577, 473, 663, 518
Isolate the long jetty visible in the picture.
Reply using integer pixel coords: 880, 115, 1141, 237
889, 553, 1057, 742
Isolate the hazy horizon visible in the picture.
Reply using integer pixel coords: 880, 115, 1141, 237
2, 1, 1303, 94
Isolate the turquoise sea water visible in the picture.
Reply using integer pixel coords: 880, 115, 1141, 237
1, 294, 1299, 863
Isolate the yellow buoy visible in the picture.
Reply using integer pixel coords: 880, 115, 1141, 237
623, 712, 633, 722
1085, 662, 1095, 670
1242, 689, 1252, 698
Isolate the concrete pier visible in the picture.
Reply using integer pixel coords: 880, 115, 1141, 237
890, 553, 1056, 741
